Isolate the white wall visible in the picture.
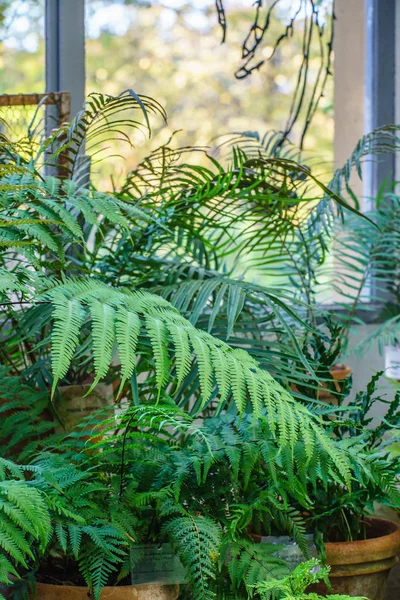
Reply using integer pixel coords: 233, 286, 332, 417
344, 324, 398, 420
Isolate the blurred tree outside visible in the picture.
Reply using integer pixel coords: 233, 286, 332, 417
85, 0, 334, 185
0, 0, 334, 187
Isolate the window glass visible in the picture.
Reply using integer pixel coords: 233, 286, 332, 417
85, 0, 334, 181
0, 0, 45, 140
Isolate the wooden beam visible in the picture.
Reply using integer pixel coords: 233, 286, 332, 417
0, 92, 70, 109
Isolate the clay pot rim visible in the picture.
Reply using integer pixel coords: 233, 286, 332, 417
330, 364, 352, 381
325, 517, 400, 565
34, 582, 180, 600
35, 582, 167, 590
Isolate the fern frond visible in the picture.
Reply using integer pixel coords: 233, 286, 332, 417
50, 295, 84, 395
163, 515, 221, 600
0, 477, 51, 586
89, 300, 116, 390
39, 278, 356, 460
145, 315, 171, 390
115, 307, 141, 395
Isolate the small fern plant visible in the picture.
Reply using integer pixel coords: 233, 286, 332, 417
89, 403, 366, 599
26, 453, 135, 600
253, 559, 368, 600
303, 372, 400, 544
0, 384, 223, 600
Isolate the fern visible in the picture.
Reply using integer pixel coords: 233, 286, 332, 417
89, 300, 116, 391
162, 515, 221, 600
1, 97, 379, 402
34, 277, 356, 476
114, 307, 141, 395
50, 296, 84, 394
226, 539, 288, 597
0, 476, 51, 590
145, 315, 171, 391
253, 558, 368, 600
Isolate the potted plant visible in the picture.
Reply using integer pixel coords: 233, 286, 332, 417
294, 374, 400, 600
0, 94, 319, 417
2, 95, 399, 600
1, 367, 376, 600
0, 398, 204, 600
226, 370, 400, 600
105, 401, 398, 600
4, 89, 383, 417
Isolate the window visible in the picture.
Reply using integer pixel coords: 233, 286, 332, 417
0, 0, 45, 140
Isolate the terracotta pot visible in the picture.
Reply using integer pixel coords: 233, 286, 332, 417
34, 582, 179, 600
329, 364, 353, 381
291, 365, 352, 404
311, 517, 400, 600
317, 364, 352, 404
56, 383, 114, 432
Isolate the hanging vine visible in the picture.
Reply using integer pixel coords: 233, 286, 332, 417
215, 0, 335, 148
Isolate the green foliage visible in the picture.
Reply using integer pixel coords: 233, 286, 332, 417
0, 462, 51, 599
253, 559, 368, 600
299, 373, 400, 543
225, 539, 289, 598
1, 90, 399, 600
31, 464, 131, 600
1, 88, 379, 403
0, 168, 142, 267
39, 277, 322, 435
0, 89, 335, 398
0, 366, 56, 462
330, 188, 400, 351
0, 367, 396, 600
163, 515, 221, 600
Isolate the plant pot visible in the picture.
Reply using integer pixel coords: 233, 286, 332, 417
317, 364, 352, 404
291, 365, 352, 404
310, 517, 400, 600
56, 383, 114, 432
34, 582, 180, 600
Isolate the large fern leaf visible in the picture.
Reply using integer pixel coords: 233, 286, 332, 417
162, 515, 221, 600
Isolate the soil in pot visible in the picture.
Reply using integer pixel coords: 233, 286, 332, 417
310, 517, 400, 600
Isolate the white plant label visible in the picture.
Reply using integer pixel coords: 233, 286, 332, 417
384, 345, 400, 380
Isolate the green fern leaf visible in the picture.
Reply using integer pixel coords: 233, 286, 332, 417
115, 307, 141, 395
163, 515, 221, 600
50, 294, 84, 394
68, 524, 83, 558
166, 318, 192, 389
208, 344, 230, 405
189, 330, 214, 406
89, 300, 116, 391
145, 315, 171, 391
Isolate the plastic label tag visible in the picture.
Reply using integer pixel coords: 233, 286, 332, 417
384, 345, 400, 380
259, 534, 318, 571
130, 543, 188, 585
